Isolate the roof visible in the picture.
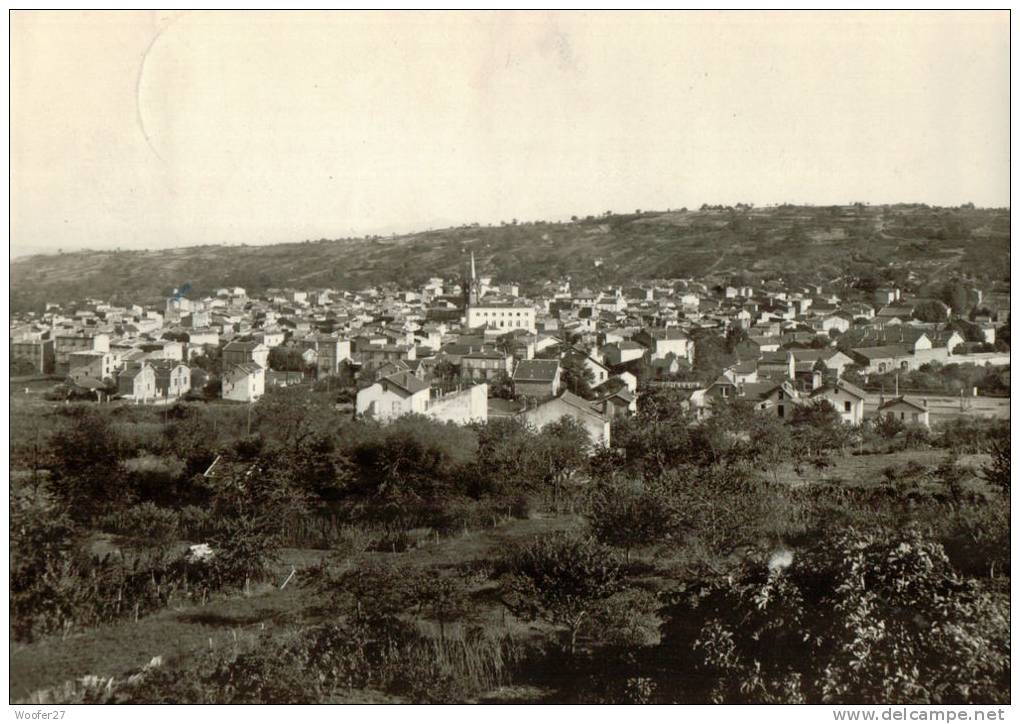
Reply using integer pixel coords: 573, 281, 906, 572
644, 328, 689, 340
729, 359, 757, 374
877, 305, 915, 317
851, 344, 912, 360
380, 371, 429, 396
67, 349, 106, 358
878, 396, 928, 412
73, 377, 106, 390
223, 340, 265, 352
811, 379, 867, 400
747, 335, 781, 345
740, 381, 782, 399
148, 358, 187, 371
462, 351, 508, 361
608, 388, 635, 403
786, 348, 838, 362
468, 302, 532, 310
224, 362, 263, 381
119, 362, 150, 379
524, 390, 605, 421
513, 359, 560, 382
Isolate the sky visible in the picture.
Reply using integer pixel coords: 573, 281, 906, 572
10, 10, 1010, 256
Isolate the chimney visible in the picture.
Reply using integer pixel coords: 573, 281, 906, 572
922, 398, 927, 407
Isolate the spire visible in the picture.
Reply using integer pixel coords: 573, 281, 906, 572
471, 252, 476, 281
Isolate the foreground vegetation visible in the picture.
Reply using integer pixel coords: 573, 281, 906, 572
10, 386, 1011, 703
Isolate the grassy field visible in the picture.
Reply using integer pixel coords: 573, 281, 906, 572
789, 449, 992, 488
10, 513, 583, 702
12, 438, 995, 702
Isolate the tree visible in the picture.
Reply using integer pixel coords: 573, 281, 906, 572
939, 281, 971, 316
191, 345, 223, 376
747, 413, 795, 484
10, 496, 84, 641
691, 330, 736, 383
559, 354, 595, 398
982, 427, 1009, 494
613, 388, 713, 477
473, 417, 542, 496
252, 386, 340, 453
432, 359, 459, 393
532, 417, 591, 510
48, 407, 127, 519
206, 461, 308, 593
724, 326, 749, 355
411, 568, 473, 641
790, 399, 847, 459
496, 533, 624, 654
912, 300, 950, 323
588, 479, 680, 560
489, 370, 515, 400
348, 415, 478, 499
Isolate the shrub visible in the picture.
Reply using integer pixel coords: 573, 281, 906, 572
95, 502, 179, 548
495, 533, 626, 654
982, 427, 1010, 494
687, 529, 1010, 704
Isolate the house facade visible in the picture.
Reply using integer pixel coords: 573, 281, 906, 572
517, 391, 611, 448
221, 363, 266, 402
11, 338, 55, 374
151, 361, 192, 399
466, 303, 536, 333
356, 371, 430, 421
460, 351, 513, 382
222, 341, 270, 369
877, 396, 931, 428
513, 359, 561, 399
809, 379, 866, 425
117, 363, 157, 401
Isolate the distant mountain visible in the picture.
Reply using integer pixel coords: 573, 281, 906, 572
10, 204, 1009, 311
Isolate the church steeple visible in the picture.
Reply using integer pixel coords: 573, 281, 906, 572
468, 251, 479, 305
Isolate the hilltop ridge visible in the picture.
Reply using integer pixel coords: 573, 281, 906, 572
11, 203, 1009, 311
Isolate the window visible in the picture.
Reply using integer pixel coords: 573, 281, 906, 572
844, 401, 851, 413
900, 412, 905, 420
912, 413, 919, 422
778, 404, 785, 418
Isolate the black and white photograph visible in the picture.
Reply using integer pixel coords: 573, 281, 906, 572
7, 9, 1012, 713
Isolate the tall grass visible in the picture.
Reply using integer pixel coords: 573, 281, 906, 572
404, 622, 525, 694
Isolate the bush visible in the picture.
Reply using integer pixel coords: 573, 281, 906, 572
686, 529, 1009, 704
95, 502, 179, 546
110, 622, 525, 704
495, 533, 627, 654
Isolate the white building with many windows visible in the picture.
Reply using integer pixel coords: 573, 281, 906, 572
466, 303, 536, 333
